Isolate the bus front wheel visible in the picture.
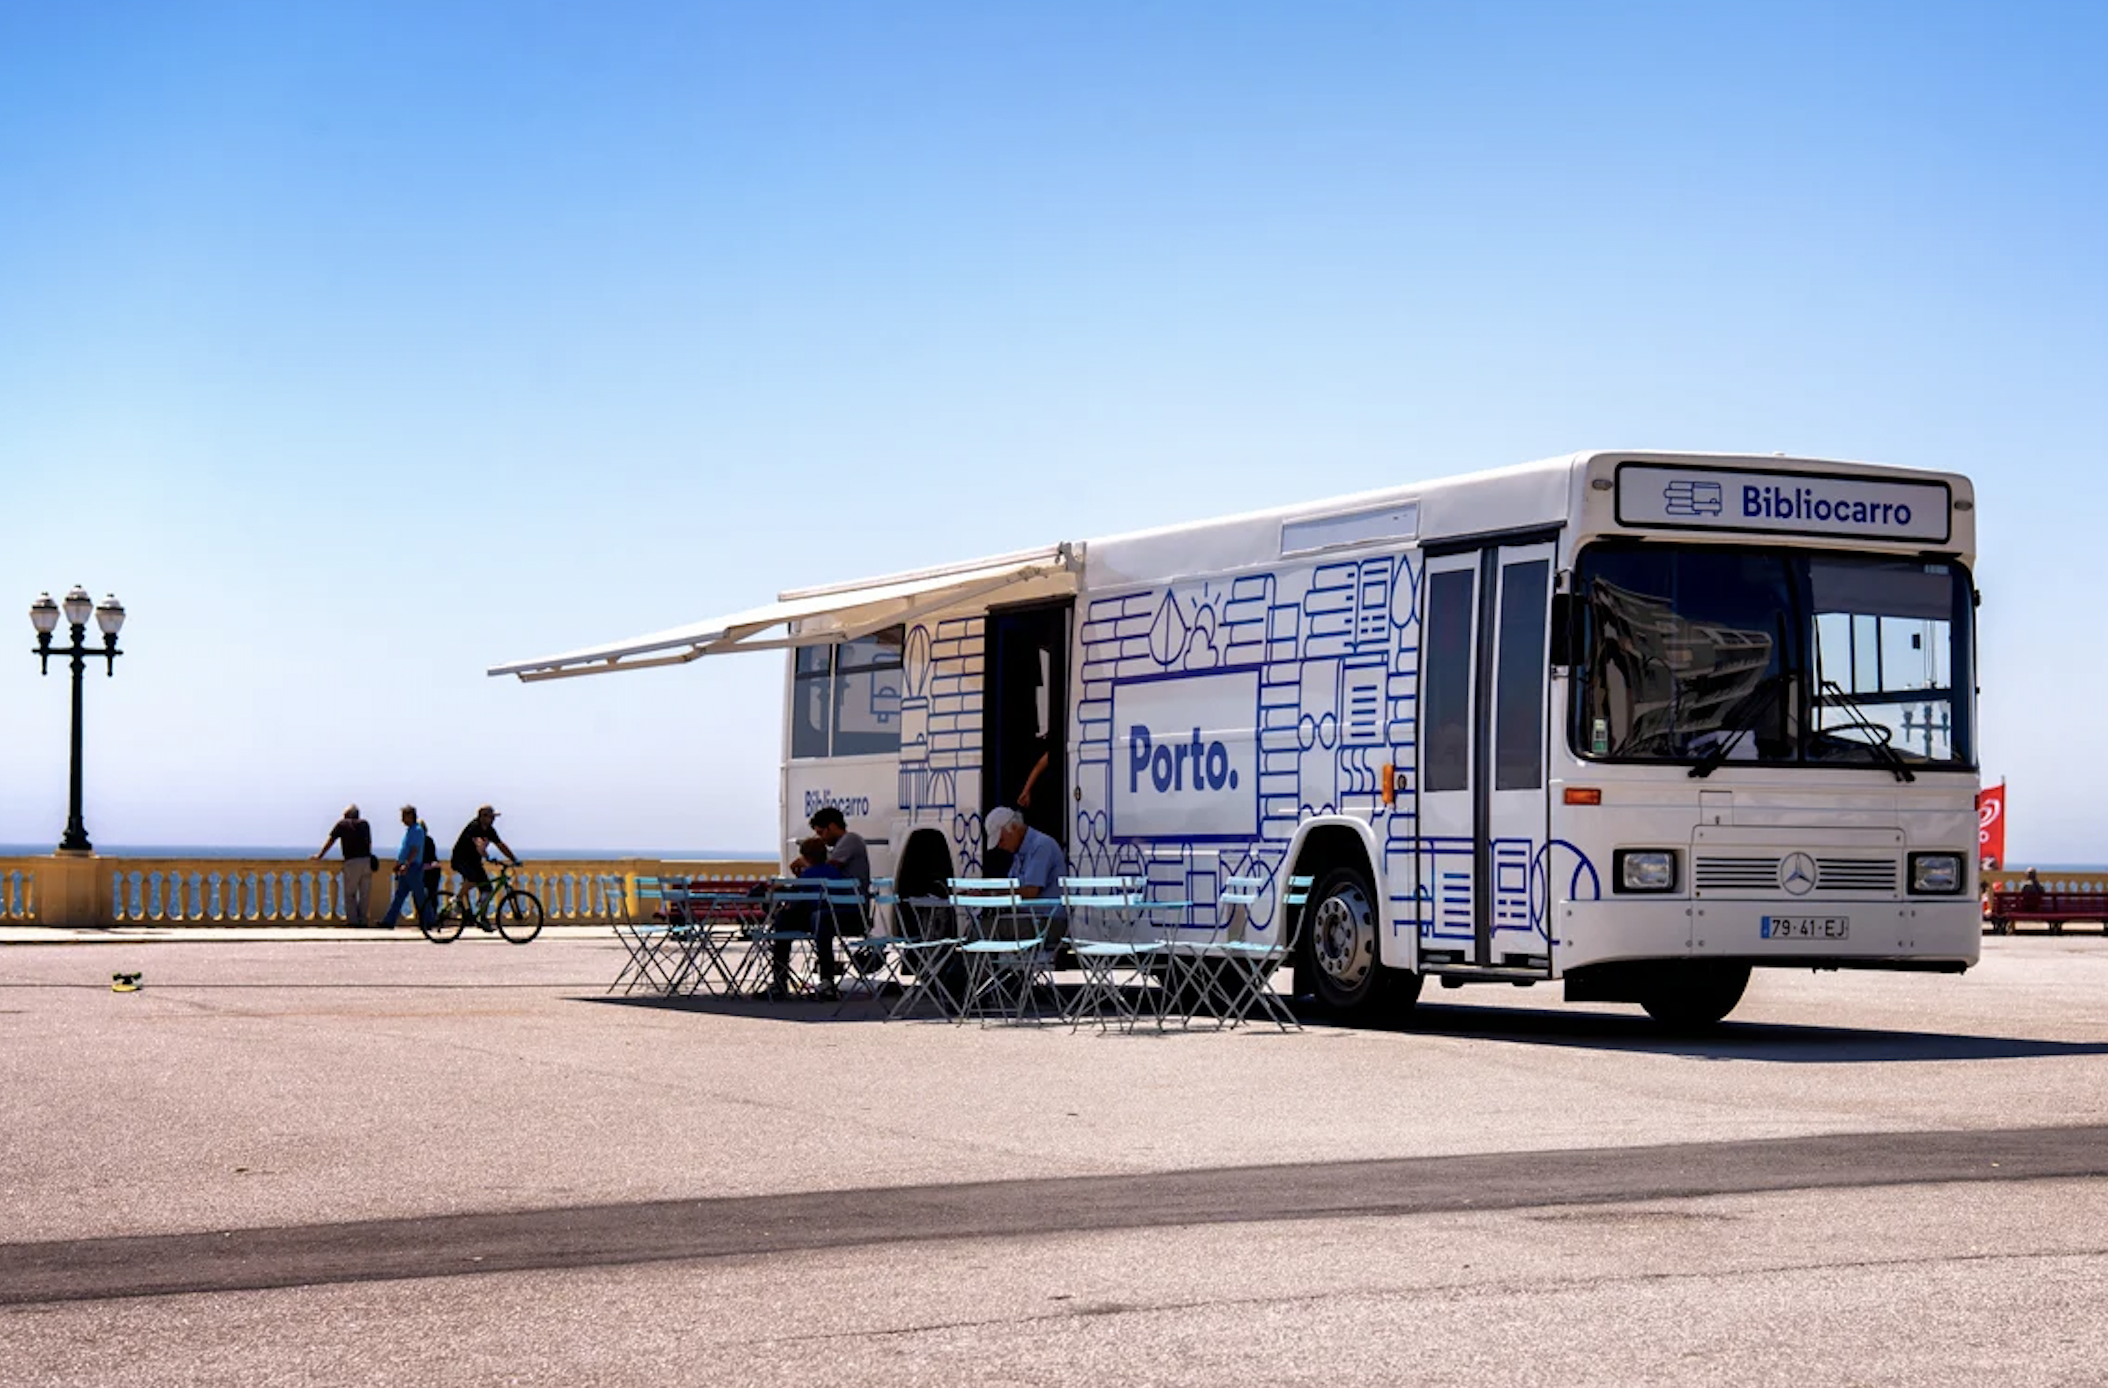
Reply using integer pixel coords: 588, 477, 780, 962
1636, 962, 1750, 1029
1300, 866, 1417, 1019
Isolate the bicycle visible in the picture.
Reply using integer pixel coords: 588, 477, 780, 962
423, 862, 544, 944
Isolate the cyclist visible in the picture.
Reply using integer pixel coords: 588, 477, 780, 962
450, 804, 520, 930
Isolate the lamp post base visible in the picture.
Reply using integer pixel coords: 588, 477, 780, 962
41, 851, 110, 926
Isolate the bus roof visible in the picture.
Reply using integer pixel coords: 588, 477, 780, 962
491, 450, 1972, 680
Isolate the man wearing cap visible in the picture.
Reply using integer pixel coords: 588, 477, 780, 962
985, 806, 1067, 950
450, 805, 519, 930
313, 804, 374, 926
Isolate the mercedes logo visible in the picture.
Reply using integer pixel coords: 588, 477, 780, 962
1778, 852, 1817, 896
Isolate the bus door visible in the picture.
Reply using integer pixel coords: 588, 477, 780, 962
1417, 540, 1556, 970
983, 600, 1073, 851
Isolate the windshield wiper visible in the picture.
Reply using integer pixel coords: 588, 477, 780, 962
1688, 671, 1791, 779
1817, 679, 1916, 783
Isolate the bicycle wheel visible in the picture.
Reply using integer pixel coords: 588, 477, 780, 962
422, 890, 465, 943
494, 889, 544, 944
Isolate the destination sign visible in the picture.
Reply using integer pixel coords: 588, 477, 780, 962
1615, 464, 1951, 544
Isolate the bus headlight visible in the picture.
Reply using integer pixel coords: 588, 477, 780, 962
1909, 852, 1964, 895
1616, 849, 1678, 893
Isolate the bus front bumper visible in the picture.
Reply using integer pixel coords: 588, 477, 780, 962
1552, 898, 1982, 974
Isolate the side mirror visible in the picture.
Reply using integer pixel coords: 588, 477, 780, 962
1549, 593, 1575, 667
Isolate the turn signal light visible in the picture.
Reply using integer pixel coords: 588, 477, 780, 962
1564, 787, 1603, 806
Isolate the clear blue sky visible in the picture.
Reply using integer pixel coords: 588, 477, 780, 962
1, 1, 2102, 858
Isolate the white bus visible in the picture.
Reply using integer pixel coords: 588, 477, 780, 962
494, 450, 1981, 1026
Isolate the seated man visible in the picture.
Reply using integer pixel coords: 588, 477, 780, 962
983, 806, 1067, 953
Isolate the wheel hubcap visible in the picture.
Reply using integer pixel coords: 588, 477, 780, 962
1312, 884, 1375, 991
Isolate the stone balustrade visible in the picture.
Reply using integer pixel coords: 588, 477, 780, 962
1984, 870, 2108, 893
2, 855, 2094, 929
0, 854, 779, 927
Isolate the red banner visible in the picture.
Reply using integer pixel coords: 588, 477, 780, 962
1978, 782, 2007, 870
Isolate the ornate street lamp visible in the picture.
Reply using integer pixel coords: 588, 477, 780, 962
29, 586, 125, 853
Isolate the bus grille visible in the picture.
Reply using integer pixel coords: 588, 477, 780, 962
1817, 858, 1899, 892
1693, 857, 1779, 891
1692, 855, 1899, 894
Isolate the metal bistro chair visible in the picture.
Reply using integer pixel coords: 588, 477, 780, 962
742, 878, 828, 999
1146, 888, 1222, 1029
1211, 875, 1305, 1031
951, 877, 1058, 1025
609, 876, 682, 995
1059, 877, 1159, 1031
821, 877, 895, 1012
662, 878, 750, 997
888, 890, 965, 1021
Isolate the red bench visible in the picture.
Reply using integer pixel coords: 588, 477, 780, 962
656, 877, 773, 927
1986, 889, 2108, 935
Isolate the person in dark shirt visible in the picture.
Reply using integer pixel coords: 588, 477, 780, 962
450, 804, 518, 929
313, 805, 375, 926
807, 806, 870, 893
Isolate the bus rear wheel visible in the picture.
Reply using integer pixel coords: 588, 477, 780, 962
1636, 962, 1750, 1029
1300, 866, 1417, 1020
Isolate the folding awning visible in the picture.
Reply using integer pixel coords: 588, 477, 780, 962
488, 543, 1077, 682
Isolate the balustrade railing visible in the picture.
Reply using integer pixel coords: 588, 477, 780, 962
0, 856, 777, 927
8, 858, 2078, 928
0, 865, 36, 923
1984, 870, 2108, 894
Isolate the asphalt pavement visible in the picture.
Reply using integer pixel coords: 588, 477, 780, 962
3, 934, 2106, 1385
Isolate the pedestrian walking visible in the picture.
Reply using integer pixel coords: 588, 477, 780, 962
378, 806, 438, 931
313, 804, 375, 926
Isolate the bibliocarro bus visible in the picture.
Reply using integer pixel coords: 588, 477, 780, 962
494, 450, 1981, 1026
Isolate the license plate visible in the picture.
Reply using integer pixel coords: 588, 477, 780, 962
1762, 915, 1849, 940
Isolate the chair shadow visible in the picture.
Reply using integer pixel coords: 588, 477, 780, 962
1310, 997, 2108, 1063
579, 980, 1131, 1027
578, 992, 900, 1024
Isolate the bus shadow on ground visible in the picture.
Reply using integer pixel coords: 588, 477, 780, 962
1336, 1000, 2108, 1063
577, 991, 2108, 1060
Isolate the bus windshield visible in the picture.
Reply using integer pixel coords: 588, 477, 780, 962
1571, 543, 1974, 770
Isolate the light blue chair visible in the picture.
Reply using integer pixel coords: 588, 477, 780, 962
609, 876, 680, 995
950, 877, 1057, 1024
1059, 877, 1159, 1030
743, 878, 825, 998
888, 885, 966, 1020
821, 877, 895, 1012
1211, 874, 1307, 1030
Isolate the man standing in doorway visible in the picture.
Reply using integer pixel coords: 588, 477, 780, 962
313, 804, 374, 926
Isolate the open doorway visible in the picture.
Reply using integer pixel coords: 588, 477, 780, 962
983, 600, 1072, 852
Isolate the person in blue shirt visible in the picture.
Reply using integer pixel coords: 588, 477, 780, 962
378, 805, 438, 930
774, 836, 850, 999
985, 806, 1067, 951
